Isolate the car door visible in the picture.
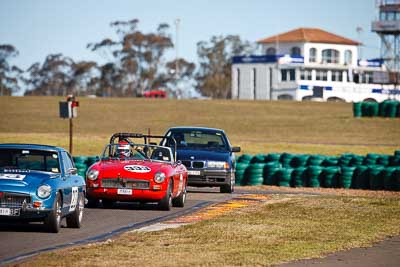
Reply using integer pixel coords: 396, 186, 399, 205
63, 152, 81, 213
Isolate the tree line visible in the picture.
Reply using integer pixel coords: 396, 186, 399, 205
0, 19, 255, 99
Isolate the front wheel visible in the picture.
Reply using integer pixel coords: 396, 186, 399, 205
220, 172, 235, 193
66, 192, 84, 228
172, 183, 187, 208
44, 193, 62, 233
158, 180, 172, 211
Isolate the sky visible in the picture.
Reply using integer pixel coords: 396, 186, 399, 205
0, 0, 380, 71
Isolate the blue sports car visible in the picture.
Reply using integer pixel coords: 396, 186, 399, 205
0, 144, 86, 233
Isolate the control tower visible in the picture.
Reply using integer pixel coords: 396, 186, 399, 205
372, 0, 400, 73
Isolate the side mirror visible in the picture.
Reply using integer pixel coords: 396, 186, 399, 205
176, 160, 182, 165
68, 168, 78, 175
231, 146, 241, 153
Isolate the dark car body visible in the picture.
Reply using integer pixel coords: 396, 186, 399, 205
0, 144, 86, 233
162, 127, 240, 193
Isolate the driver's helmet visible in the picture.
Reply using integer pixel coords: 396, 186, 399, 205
117, 141, 131, 158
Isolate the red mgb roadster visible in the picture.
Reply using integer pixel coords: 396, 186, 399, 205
85, 133, 187, 210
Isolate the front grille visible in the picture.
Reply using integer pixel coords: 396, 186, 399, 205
101, 178, 150, 189
181, 161, 191, 168
192, 161, 205, 168
0, 192, 31, 208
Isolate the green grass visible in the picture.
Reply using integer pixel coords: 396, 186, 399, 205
1, 96, 399, 156
16, 195, 400, 267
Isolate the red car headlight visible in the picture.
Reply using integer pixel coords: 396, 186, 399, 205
154, 172, 166, 183
87, 169, 99, 181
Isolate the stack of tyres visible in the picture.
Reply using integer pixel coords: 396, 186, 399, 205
275, 168, 293, 187
383, 100, 399, 118
364, 154, 380, 166
245, 163, 265, 186
368, 165, 385, 190
73, 156, 88, 177
280, 153, 294, 168
307, 155, 325, 166
382, 167, 397, 191
353, 102, 362, 117
307, 166, 323, 187
291, 167, 307, 187
376, 155, 390, 166
353, 166, 370, 189
238, 154, 252, 164
322, 156, 339, 167
349, 155, 364, 166
321, 166, 340, 188
291, 155, 309, 168
263, 161, 281, 185
267, 153, 281, 162
250, 154, 267, 164
235, 162, 249, 186
339, 166, 356, 189
339, 154, 353, 166
86, 156, 98, 168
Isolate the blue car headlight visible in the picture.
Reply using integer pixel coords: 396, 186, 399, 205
37, 184, 52, 199
208, 161, 229, 169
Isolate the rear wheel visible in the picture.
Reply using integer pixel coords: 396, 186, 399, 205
172, 183, 187, 207
158, 180, 172, 211
66, 193, 84, 228
44, 193, 62, 233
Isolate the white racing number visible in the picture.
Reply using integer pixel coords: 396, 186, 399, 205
0, 174, 26, 180
124, 165, 151, 173
69, 187, 79, 212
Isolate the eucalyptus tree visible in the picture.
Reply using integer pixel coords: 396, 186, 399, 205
196, 35, 255, 99
0, 44, 22, 96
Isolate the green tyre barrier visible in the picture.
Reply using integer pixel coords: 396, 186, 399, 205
368, 165, 385, 190
291, 167, 307, 187
321, 166, 340, 188
263, 161, 280, 186
382, 167, 397, 191
291, 155, 309, 168
238, 154, 252, 163
73, 156, 88, 165
339, 166, 356, 189
280, 153, 294, 168
349, 155, 364, 166
307, 155, 325, 166
353, 166, 370, 189
353, 102, 362, 117
322, 156, 339, 167
276, 168, 293, 187
250, 154, 267, 164
307, 166, 323, 187
389, 155, 400, 166
267, 153, 281, 162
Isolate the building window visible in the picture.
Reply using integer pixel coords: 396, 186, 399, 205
300, 69, 312, 80
344, 50, 352, 65
266, 47, 276, 55
309, 48, 317, 63
281, 69, 288, 81
322, 49, 339, 64
316, 70, 328, 81
281, 69, 295, 81
291, 46, 301, 56
331, 71, 343, 82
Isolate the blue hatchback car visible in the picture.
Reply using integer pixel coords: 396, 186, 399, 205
162, 127, 240, 193
0, 144, 86, 233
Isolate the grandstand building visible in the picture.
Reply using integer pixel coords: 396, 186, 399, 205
231, 27, 400, 102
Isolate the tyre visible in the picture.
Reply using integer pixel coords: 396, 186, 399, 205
220, 172, 235, 193
66, 193, 84, 228
158, 180, 172, 211
86, 196, 99, 208
102, 199, 115, 208
172, 183, 187, 208
44, 193, 62, 233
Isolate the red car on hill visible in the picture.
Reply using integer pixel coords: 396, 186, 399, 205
85, 133, 187, 210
